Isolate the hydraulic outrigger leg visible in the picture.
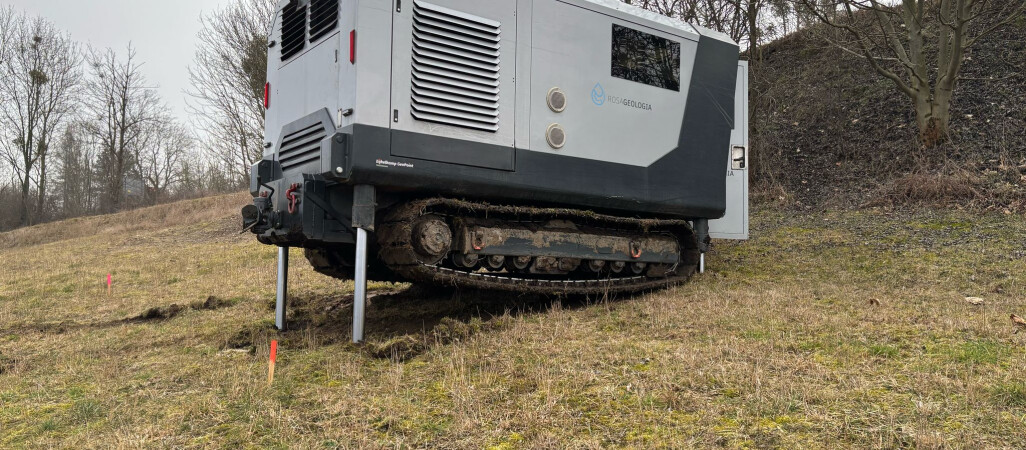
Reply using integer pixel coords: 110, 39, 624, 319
351, 185, 376, 344
275, 246, 289, 331
352, 228, 368, 343
694, 218, 709, 274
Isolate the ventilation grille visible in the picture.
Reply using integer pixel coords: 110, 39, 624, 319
280, 1, 307, 61
410, 1, 500, 132
309, 0, 339, 42
278, 123, 326, 171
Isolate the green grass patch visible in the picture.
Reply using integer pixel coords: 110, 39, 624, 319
991, 381, 1026, 408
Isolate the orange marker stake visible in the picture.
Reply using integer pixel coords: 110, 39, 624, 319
268, 340, 278, 385
107, 273, 112, 296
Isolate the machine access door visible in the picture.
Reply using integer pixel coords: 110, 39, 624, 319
388, 0, 517, 171
709, 61, 749, 239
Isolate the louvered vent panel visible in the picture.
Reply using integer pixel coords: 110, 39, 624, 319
280, 1, 307, 61
309, 0, 339, 42
278, 123, 325, 172
410, 1, 500, 132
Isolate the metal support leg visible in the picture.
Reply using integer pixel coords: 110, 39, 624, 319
352, 228, 368, 343
351, 184, 376, 344
693, 218, 709, 275
275, 246, 289, 331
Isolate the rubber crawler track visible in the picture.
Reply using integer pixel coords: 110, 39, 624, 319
375, 198, 702, 295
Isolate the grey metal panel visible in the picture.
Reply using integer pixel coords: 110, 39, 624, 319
709, 61, 749, 239
389, 0, 516, 147
275, 108, 335, 175
272, 29, 342, 139
527, 0, 695, 166
335, 0, 359, 130
514, 0, 533, 149
352, 1, 393, 129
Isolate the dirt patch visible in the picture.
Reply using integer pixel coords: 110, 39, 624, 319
367, 336, 426, 361
431, 316, 509, 344
26, 320, 86, 334
0, 352, 15, 374
129, 304, 187, 322
367, 316, 513, 362
0, 296, 248, 336
224, 321, 276, 351
131, 296, 241, 323
191, 296, 238, 311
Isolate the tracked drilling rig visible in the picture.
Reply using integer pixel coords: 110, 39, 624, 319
244, 0, 749, 340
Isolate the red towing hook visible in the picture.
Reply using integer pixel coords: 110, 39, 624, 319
630, 242, 642, 259
285, 183, 301, 214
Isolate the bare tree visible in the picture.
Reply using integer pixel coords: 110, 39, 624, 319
627, 0, 790, 58
133, 118, 194, 205
84, 45, 162, 213
1, 8, 20, 228
55, 123, 98, 218
0, 7, 15, 79
0, 14, 82, 226
187, 0, 275, 185
799, 0, 1026, 147
0, 7, 14, 190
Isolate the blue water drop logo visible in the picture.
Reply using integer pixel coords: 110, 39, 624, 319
591, 83, 606, 106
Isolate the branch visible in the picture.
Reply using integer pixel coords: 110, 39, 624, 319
964, 1, 1026, 48
823, 36, 900, 61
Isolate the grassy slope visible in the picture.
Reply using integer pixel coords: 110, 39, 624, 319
1, 195, 1025, 448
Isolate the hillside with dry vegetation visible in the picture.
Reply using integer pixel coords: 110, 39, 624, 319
752, 10, 1026, 212
2, 193, 1025, 447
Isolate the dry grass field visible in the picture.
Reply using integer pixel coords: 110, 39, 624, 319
1, 193, 1025, 448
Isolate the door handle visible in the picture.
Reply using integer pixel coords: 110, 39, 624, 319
731, 146, 746, 170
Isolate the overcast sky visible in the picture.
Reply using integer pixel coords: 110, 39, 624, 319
4, 0, 231, 121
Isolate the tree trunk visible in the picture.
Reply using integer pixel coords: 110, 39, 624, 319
19, 169, 31, 226
913, 94, 951, 148
36, 147, 47, 223
109, 159, 124, 213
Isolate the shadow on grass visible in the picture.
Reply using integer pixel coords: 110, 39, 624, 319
228, 284, 646, 361
0, 295, 243, 335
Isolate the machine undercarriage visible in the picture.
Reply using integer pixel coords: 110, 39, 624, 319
305, 198, 703, 295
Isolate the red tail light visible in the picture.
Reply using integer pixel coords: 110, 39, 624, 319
263, 82, 270, 109
349, 30, 356, 64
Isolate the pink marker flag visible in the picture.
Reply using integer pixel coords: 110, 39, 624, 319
107, 273, 112, 296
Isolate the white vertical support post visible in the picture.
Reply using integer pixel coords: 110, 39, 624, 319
352, 228, 368, 343
693, 218, 709, 275
275, 246, 289, 330
351, 184, 375, 344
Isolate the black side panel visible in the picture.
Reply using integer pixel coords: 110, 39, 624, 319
647, 35, 738, 212
391, 130, 515, 171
